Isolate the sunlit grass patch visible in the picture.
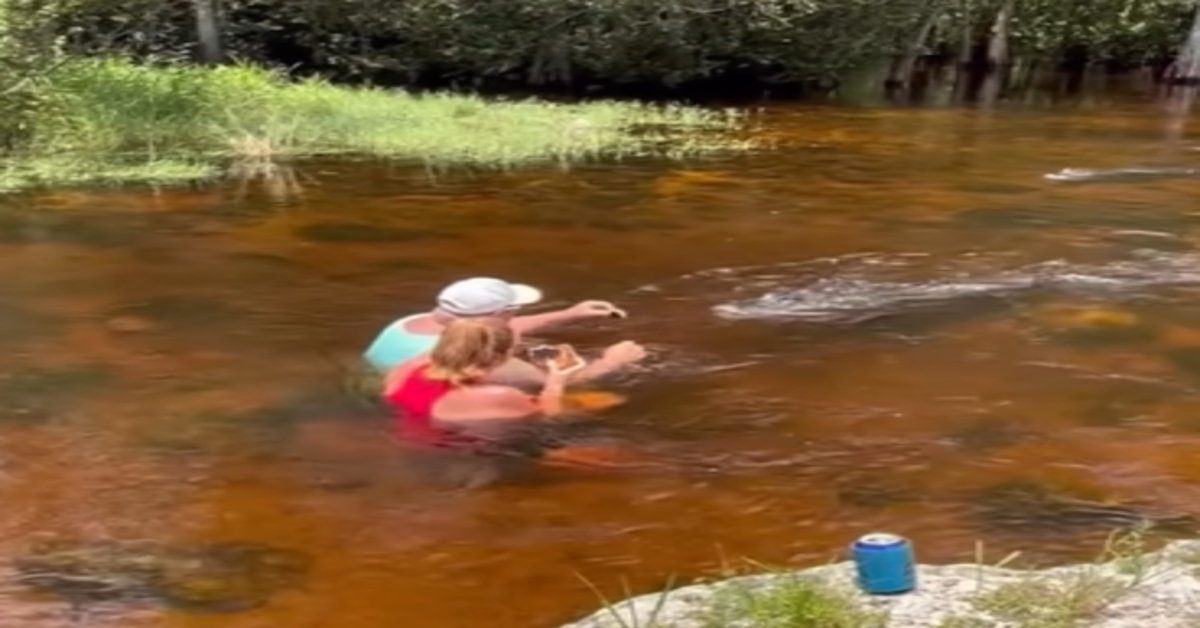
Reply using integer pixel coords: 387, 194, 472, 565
969, 571, 1129, 627
2, 58, 754, 192
698, 573, 885, 628
937, 525, 1178, 628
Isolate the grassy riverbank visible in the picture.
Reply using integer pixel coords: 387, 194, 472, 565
0, 58, 751, 193
571, 530, 1200, 628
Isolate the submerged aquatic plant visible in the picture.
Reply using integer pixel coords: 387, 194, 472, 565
14, 539, 310, 613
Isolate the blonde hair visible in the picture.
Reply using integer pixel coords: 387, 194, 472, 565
425, 318, 516, 385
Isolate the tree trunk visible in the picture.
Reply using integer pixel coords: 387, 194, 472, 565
1167, 2, 1200, 83
193, 0, 224, 64
888, 4, 943, 87
985, 0, 1014, 70
957, 0, 974, 67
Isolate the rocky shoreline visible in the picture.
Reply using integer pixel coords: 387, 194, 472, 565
562, 539, 1200, 628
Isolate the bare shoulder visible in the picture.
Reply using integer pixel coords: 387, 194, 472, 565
439, 385, 536, 420
466, 384, 531, 401
402, 314, 441, 334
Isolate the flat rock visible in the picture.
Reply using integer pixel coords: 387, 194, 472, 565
561, 540, 1200, 628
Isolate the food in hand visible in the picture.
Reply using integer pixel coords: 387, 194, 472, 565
529, 344, 584, 370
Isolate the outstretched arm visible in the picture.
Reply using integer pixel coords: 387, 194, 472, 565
510, 300, 624, 334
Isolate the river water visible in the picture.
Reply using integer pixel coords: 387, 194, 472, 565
2, 77, 1200, 627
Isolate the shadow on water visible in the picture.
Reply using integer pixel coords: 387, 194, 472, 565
0, 209, 206, 247
293, 223, 458, 244
135, 386, 385, 457
103, 295, 246, 328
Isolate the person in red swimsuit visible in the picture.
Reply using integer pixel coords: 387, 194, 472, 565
384, 318, 648, 484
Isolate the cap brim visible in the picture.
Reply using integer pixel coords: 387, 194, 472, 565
510, 284, 543, 306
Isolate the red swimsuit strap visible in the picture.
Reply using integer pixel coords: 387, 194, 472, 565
386, 365, 457, 428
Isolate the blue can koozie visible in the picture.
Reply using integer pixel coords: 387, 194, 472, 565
851, 532, 916, 595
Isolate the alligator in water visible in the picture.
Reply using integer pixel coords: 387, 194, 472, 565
654, 252, 1200, 324
1044, 167, 1200, 182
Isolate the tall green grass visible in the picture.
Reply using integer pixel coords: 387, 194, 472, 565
0, 58, 752, 192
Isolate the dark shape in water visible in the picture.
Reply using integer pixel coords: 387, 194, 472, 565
1075, 380, 1175, 427
955, 182, 1037, 195
970, 481, 1196, 536
371, 258, 435, 271
1164, 348, 1200, 379
854, 294, 1017, 336
137, 434, 209, 457
105, 295, 242, 327
224, 251, 312, 270
0, 213, 121, 247
952, 205, 1200, 233
581, 217, 684, 233
943, 418, 1032, 452
13, 539, 310, 614
0, 364, 113, 424
293, 222, 449, 243
836, 479, 920, 509
205, 387, 384, 445
0, 300, 61, 344
301, 470, 372, 492
1046, 323, 1158, 348
152, 541, 310, 613
0, 211, 194, 248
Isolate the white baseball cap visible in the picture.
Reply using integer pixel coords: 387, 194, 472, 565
436, 277, 543, 316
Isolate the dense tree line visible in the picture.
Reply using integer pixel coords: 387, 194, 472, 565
3, 0, 1200, 102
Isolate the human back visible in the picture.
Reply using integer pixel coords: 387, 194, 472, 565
364, 315, 440, 372
385, 318, 540, 431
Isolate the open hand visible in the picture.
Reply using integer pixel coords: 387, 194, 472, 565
569, 300, 627, 319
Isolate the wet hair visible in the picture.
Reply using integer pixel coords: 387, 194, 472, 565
425, 318, 516, 385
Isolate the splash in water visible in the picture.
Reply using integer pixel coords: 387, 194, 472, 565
638, 251, 1200, 323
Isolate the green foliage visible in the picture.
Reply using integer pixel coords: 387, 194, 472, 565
0, 57, 749, 192
37, 0, 1199, 89
0, 0, 74, 148
700, 576, 885, 628
4, 0, 1199, 97
1004, 0, 1193, 61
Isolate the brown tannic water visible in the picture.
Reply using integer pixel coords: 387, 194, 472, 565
3, 77, 1200, 627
